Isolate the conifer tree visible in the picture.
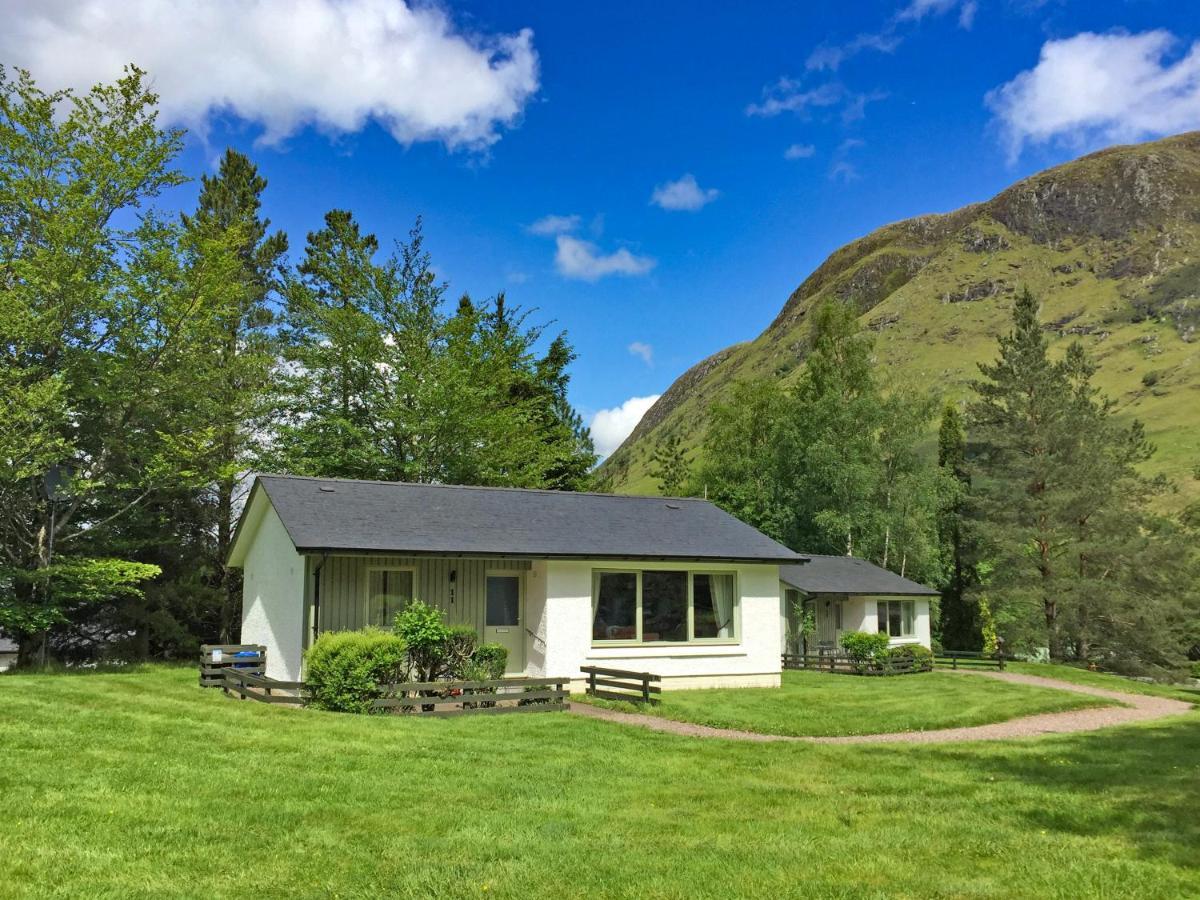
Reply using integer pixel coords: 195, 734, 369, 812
649, 434, 690, 496
968, 287, 1197, 667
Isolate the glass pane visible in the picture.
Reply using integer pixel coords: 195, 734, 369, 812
368, 570, 412, 628
902, 601, 915, 636
693, 573, 735, 639
642, 571, 687, 642
593, 572, 637, 641
877, 602, 888, 635
888, 601, 902, 637
486, 576, 520, 626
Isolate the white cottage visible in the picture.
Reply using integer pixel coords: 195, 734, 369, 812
227, 475, 803, 689
779, 556, 939, 654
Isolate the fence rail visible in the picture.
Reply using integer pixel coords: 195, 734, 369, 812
372, 677, 568, 716
935, 650, 1006, 671
221, 668, 307, 706
781, 653, 931, 676
580, 665, 662, 704
200, 644, 266, 687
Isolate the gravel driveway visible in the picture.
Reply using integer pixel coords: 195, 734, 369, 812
567, 670, 1195, 744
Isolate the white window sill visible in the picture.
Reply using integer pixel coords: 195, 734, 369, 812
586, 645, 747, 661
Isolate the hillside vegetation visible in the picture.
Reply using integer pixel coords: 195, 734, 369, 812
601, 132, 1200, 505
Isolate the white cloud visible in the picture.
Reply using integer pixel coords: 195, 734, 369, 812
807, 32, 901, 72
527, 214, 580, 236
782, 144, 820, 160
589, 395, 660, 458
554, 236, 655, 281
806, 0, 974, 73
747, 79, 843, 117
628, 342, 654, 366
746, 79, 883, 124
830, 139, 865, 182
895, 0, 963, 22
987, 30, 1200, 161
0, 0, 539, 150
650, 174, 720, 212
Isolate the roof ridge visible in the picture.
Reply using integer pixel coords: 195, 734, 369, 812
255, 473, 713, 504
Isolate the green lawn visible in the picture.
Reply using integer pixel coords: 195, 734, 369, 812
1007, 661, 1200, 703
577, 669, 1110, 737
2, 667, 1198, 899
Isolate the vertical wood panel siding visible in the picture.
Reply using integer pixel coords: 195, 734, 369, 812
318, 556, 531, 634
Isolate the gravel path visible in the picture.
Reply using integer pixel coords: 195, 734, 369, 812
567, 670, 1194, 745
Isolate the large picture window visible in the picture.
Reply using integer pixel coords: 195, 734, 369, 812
591, 570, 738, 644
367, 569, 413, 628
876, 599, 915, 638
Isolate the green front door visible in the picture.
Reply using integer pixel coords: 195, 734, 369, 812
484, 574, 524, 675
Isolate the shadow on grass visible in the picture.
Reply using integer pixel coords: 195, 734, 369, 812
954, 716, 1200, 869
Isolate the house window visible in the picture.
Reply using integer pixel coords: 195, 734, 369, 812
367, 569, 413, 628
593, 572, 637, 641
694, 573, 737, 639
876, 599, 915, 638
642, 571, 687, 642
591, 570, 738, 644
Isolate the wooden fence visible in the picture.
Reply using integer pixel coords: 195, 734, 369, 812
221, 668, 307, 707
200, 644, 265, 687
935, 650, 1006, 671
372, 677, 568, 717
781, 653, 931, 676
580, 665, 662, 704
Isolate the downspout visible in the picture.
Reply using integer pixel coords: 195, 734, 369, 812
311, 554, 329, 646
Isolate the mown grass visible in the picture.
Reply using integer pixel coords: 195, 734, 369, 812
573, 669, 1109, 737
1006, 661, 1200, 703
2, 667, 1197, 899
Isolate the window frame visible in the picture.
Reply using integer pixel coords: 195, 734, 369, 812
876, 598, 917, 639
363, 565, 417, 629
591, 568, 740, 647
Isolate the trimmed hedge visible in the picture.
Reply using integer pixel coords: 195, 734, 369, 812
304, 628, 408, 713
837, 631, 933, 675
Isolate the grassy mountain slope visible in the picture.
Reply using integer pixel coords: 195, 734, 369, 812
600, 132, 1200, 508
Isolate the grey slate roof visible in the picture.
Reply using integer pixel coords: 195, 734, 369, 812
779, 555, 939, 596
246, 475, 804, 563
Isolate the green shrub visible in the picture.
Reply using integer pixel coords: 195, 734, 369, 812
883, 644, 934, 672
444, 624, 480, 679
304, 628, 408, 713
839, 631, 890, 661
393, 600, 450, 681
1142, 370, 1159, 387
472, 643, 508, 680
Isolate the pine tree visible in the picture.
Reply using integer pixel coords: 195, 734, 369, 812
180, 148, 288, 641
649, 434, 690, 496
967, 287, 1197, 668
936, 402, 980, 649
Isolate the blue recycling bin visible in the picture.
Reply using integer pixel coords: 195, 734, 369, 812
233, 650, 259, 669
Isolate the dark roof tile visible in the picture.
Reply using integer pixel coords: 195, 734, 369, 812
780, 556, 938, 596
251, 475, 803, 563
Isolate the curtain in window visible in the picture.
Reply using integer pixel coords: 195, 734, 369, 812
710, 574, 735, 639
902, 601, 915, 636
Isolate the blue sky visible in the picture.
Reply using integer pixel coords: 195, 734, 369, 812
4, 0, 1198, 455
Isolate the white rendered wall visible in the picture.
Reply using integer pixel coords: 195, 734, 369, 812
240, 504, 306, 680
542, 560, 783, 690
842, 596, 932, 649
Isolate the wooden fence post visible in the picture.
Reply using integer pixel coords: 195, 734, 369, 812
588, 669, 596, 696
